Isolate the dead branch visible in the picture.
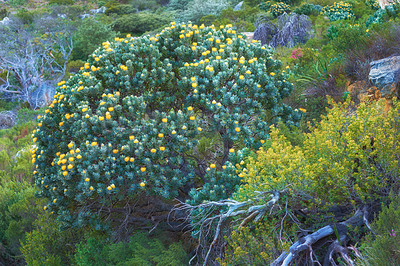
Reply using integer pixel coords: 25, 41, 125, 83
272, 207, 369, 266
174, 189, 285, 265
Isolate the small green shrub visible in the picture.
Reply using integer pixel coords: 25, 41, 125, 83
20, 212, 85, 266
75, 232, 188, 265
48, 0, 74, 5
358, 195, 400, 265
294, 3, 322, 16
112, 12, 172, 35
72, 18, 117, 61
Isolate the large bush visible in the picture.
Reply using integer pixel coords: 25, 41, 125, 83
33, 22, 300, 229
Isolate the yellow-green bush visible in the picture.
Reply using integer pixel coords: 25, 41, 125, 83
225, 98, 400, 263
236, 98, 400, 207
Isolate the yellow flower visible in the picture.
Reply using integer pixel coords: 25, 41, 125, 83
89, 186, 94, 191
190, 116, 195, 120
229, 148, 235, 153
53, 199, 57, 203
63, 171, 68, 176
110, 184, 115, 189
182, 126, 187, 130
160, 146, 165, 151
299, 108, 307, 113
210, 163, 216, 168
158, 133, 164, 138
108, 107, 114, 112
187, 106, 193, 111
85, 178, 90, 182
77, 155, 82, 159
162, 118, 168, 123
270, 72, 275, 76
130, 157, 135, 162
171, 130, 177, 135
197, 127, 202, 132
260, 139, 265, 144
91, 142, 97, 146
235, 127, 241, 132
140, 167, 146, 172
107, 186, 112, 190
239, 75, 244, 80
99, 116, 104, 121
151, 148, 157, 153
192, 83, 197, 88
140, 182, 146, 187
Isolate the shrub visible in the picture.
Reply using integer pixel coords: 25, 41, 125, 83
72, 18, 117, 61
112, 12, 172, 35
200, 6, 260, 32
20, 212, 85, 265
181, 0, 230, 23
228, 98, 400, 264
321, 1, 355, 21
357, 194, 400, 265
294, 3, 322, 16
48, 0, 74, 5
32, 22, 300, 229
270, 3, 291, 18
75, 232, 188, 265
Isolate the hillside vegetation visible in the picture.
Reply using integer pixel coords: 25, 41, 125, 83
0, 0, 399, 265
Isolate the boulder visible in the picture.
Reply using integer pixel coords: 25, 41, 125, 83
0, 111, 16, 130
369, 55, 400, 98
234, 1, 243, 11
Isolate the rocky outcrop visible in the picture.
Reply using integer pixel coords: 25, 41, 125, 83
369, 55, 400, 98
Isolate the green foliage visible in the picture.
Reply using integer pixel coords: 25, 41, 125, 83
270, 2, 291, 18
0, 8, 8, 20
8, 0, 27, 7
104, 1, 137, 15
72, 18, 117, 61
112, 12, 172, 35
168, 0, 193, 10
49, 0, 74, 5
327, 22, 368, 52
33, 22, 299, 228
75, 232, 188, 265
358, 195, 400, 265
321, 1, 355, 21
20, 212, 85, 265
221, 221, 295, 265
201, 6, 259, 32
181, 0, 230, 23
294, 3, 322, 16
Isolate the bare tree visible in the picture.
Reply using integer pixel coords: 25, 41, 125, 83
0, 16, 74, 109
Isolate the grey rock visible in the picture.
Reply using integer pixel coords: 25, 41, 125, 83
369, 55, 400, 97
0, 110, 16, 130
0, 17, 10, 25
90, 6, 106, 14
233, 1, 243, 11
